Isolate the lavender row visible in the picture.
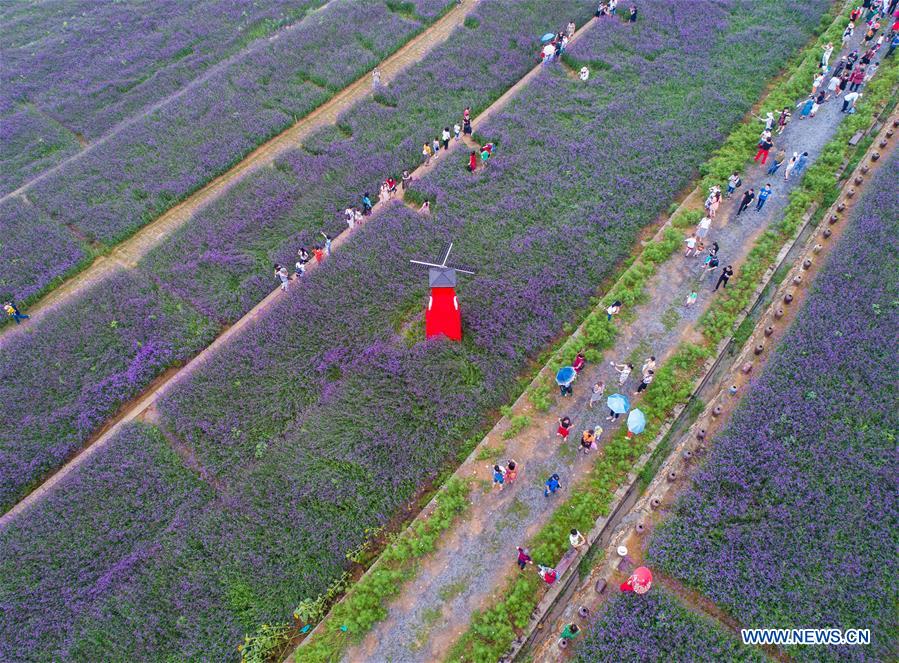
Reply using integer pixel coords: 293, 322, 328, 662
0, 423, 214, 660
1, 0, 320, 142
25, 0, 440, 246
573, 589, 764, 662
0, 270, 217, 511
648, 152, 899, 662
0, 196, 87, 303
140, 0, 592, 323
0, 107, 81, 195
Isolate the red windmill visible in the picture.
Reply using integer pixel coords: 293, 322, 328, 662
410, 242, 475, 342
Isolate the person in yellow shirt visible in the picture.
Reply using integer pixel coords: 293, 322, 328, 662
4, 301, 30, 324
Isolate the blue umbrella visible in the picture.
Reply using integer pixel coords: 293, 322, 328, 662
541, 32, 556, 43
607, 393, 630, 414
627, 408, 647, 435
556, 366, 576, 385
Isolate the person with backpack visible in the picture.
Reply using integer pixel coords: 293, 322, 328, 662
725, 171, 741, 197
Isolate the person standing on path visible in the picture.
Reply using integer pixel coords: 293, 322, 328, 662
579, 429, 596, 454
557, 416, 573, 442
493, 464, 506, 490
516, 547, 533, 570
572, 350, 586, 375
401, 170, 412, 189
274, 264, 289, 291
453, 123, 461, 141
736, 188, 755, 216
849, 66, 866, 91
588, 381, 606, 409
715, 265, 734, 291
4, 301, 30, 324
611, 361, 633, 387
755, 183, 773, 211
793, 151, 809, 178
432, 137, 441, 160
641, 356, 656, 377
422, 142, 433, 166
320, 231, 332, 256
783, 152, 799, 180
634, 370, 653, 394
567, 20, 576, 37
725, 171, 741, 197
544, 474, 561, 497
684, 233, 698, 257
505, 460, 518, 485
767, 148, 786, 175
842, 91, 861, 113
441, 127, 451, 150
826, 72, 841, 99
362, 192, 373, 215
695, 216, 712, 243
707, 189, 721, 219
776, 106, 791, 134
842, 21, 855, 48
754, 135, 773, 164
821, 41, 834, 68
372, 68, 381, 90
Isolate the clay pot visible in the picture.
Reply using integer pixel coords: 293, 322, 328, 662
754, 343, 765, 355
813, 243, 823, 254
887, 129, 895, 139
829, 214, 839, 224
741, 362, 753, 374
793, 275, 803, 286
595, 578, 607, 594
696, 428, 706, 440
802, 258, 813, 270
784, 292, 794, 304
559, 638, 568, 650
823, 228, 832, 239
667, 470, 677, 482
854, 175, 864, 185
683, 449, 693, 461
712, 405, 723, 418
578, 606, 591, 619
650, 497, 662, 509
836, 202, 846, 212
860, 164, 870, 175
871, 151, 881, 161
635, 522, 646, 535
764, 325, 774, 337
847, 188, 856, 198
879, 139, 887, 148
893, 118, 899, 128
774, 308, 785, 319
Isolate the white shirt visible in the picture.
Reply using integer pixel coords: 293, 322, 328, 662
569, 532, 584, 546
684, 237, 696, 249
442, 129, 450, 141
579, 67, 589, 81
698, 217, 711, 230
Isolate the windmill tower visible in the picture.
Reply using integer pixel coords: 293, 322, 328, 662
410, 242, 475, 342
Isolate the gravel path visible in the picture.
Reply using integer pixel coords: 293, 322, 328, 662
343, 29, 867, 663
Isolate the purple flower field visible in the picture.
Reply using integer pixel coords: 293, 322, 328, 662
0, 423, 214, 661
648, 153, 899, 661
0, 197, 86, 302
573, 589, 764, 662
0, 270, 217, 511
141, 0, 591, 322
0, 1, 839, 657
0, 107, 81, 195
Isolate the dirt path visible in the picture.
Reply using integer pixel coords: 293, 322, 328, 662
339, 35, 873, 663
525, 113, 899, 663
0, 0, 481, 343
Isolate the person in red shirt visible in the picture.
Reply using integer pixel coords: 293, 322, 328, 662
313, 246, 325, 263
468, 150, 478, 172
849, 66, 866, 92
386, 177, 397, 193
572, 351, 586, 374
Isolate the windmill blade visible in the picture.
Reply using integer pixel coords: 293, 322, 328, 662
447, 261, 476, 275
410, 259, 442, 269
435, 242, 453, 267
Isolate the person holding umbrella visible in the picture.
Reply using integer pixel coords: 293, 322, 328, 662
626, 408, 646, 437
606, 392, 630, 421
556, 365, 576, 396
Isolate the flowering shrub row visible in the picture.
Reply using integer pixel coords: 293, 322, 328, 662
0, 270, 217, 510
648, 152, 899, 662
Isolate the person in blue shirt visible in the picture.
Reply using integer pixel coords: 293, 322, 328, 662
361, 192, 373, 215
544, 473, 561, 497
755, 183, 773, 211
793, 152, 810, 177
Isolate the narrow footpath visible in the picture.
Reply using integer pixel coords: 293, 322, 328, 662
0, 0, 482, 343
341, 35, 868, 663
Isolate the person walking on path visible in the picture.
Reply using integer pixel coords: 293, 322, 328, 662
468, 150, 478, 172
441, 127, 451, 151
736, 188, 755, 216
295, 247, 311, 277
588, 381, 606, 409
793, 151, 809, 177
776, 106, 791, 134
569, 529, 587, 550
505, 460, 518, 486
320, 231, 332, 256
611, 361, 633, 387
401, 170, 412, 189
579, 429, 597, 454
362, 192, 373, 215
754, 135, 773, 164
695, 215, 712, 242
557, 416, 573, 442
767, 149, 786, 175
634, 370, 654, 394
432, 137, 441, 160
849, 66, 866, 91
842, 21, 855, 48
544, 474, 561, 497
797, 95, 815, 120
715, 265, 734, 291
516, 546, 533, 570
493, 464, 506, 490
821, 41, 834, 68
453, 123, 461, 141
274, 264, 289, 291
422, 142, 433, 166
826, 72, 841, 99
887, 32, 899, 58
755, 183, 773, 211
842, 91, 861, 113
783, 152, 799, 180
4, 301, 30, 324
372, 68, 381, 90
684, 233, 698, 257
725, 171, 741, 197
707, 190, 720, 219
641, 356, 656, 377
